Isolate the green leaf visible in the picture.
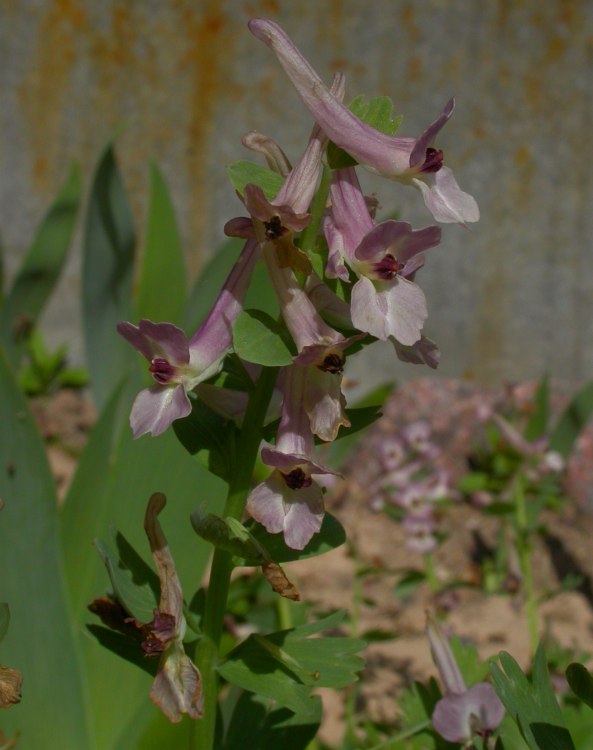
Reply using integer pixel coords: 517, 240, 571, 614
449, 635, 490, 685
393, 569, 426, 599
223, 691, 322, 750
0, 348, 91, 747
227, 161, 284, 200
82, 142, 137, 408
94, 530, 160, 623
217, 611, 365, 712
86, 625, 155, 677
243, 513, 346, 564
549, 381, 593, 458
0, 163, 81, 363
190, 510, 266, 563
0, 603, 10, 642
60, 385, 227, 749
232, 309, 294, 366
173, 397, 237, 480
566, 663, 593, 710
525, 374, 550, 442
396, 678, 447, 749
350, 94, 403, 135
490, 646, 576, 750
136, 163, 186, 324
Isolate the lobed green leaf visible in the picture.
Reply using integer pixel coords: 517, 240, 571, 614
226, 161, 284, 201
232, 308, 294, 366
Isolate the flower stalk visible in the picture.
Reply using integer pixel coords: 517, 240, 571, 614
190, 365, 279, 750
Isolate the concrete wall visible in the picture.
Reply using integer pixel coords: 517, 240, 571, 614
1, 0, 592, 387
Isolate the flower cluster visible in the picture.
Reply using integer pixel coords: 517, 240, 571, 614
117, 18, 478, 550
370, 421, 456, 552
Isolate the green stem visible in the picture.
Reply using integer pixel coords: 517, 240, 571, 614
190, 366, 279, 750
344, 550, 363, 744
514, 474, 539, 654
276, 593, 293, 631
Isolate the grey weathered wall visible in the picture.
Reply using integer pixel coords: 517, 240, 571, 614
1, 0, 592, 387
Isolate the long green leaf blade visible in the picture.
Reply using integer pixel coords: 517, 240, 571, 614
0, 348, 91, 747
82, 142, 136, 408
61, 409, 227, 749
136, 163, 186, 324
0, 163, 81, 362
549, 381, 593, 458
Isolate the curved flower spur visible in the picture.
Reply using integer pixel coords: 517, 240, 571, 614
248, 18, 479, 225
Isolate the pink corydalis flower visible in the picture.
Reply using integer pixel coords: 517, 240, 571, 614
326, 167, 441, 346
246, 365, 340, 549
248, 18, 479, 224
117, 239, 260, 438
225, 73, 345, 275
428, 616, 505, 743
263, 243, 363, 441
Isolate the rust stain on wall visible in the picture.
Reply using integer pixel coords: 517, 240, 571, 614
18, 0, 88, 191
174, 2, 235, 274
400, 3, 421, 44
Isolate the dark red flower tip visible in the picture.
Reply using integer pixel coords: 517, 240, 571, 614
419, 147, 444, 174
149, 357, 176, 384
282, 467, 313, 490
372, 253, 404, 281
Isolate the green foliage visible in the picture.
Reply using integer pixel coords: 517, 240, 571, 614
94, 530, 160, 623
17, 328, 88, 394
0, 163, 81, 365
243, 513, 346, 564
226, 160, 285, 200
0, 603, 10, 643
395, 678, 452, 749
136, 162, 186, 324
232, 308, 295, 366
173, 397, 239, 479
218, 611, 365, 713
350, 95, 404, 135
58, 376, 227, 749
549, 380, 593, 458
222, 691, 322, 750
524, 375, 549, 442
0, 348, 91, 747
191, 510, 266, 564
490, 646, 576, 750
393, 569, 427, 599
566, 663, 593, 711
82, 142, 136, 408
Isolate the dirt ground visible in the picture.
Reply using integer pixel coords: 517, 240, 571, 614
32, 378, 593, 745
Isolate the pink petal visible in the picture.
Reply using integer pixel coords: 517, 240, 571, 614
303, 367, 351, 442
432, 684, 505, 742
117, 320, 190, 365
352, 275, 427, 345
129, 385, 192, 438
413, 167, 479, 224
